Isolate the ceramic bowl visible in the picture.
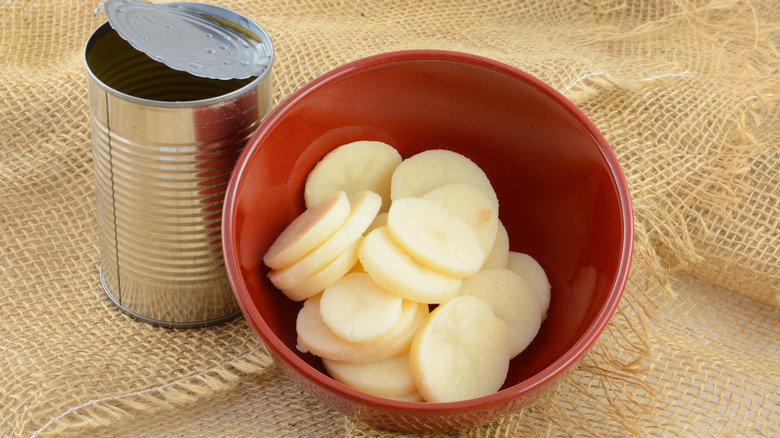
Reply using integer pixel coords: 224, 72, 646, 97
222, 50, 633, 433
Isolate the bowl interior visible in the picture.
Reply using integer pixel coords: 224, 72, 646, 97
225, 51, 630, 399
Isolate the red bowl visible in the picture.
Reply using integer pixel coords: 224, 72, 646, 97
222, 50, 633, 432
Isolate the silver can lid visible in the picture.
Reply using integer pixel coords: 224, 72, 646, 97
94, 0, 271, 80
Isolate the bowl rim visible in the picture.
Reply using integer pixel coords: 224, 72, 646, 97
222, 49, 634, 413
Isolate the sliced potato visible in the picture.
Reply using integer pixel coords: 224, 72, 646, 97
366, 211, 388, 234
506, 251, 551, 319
390, 149, 498, 210
384, 390, 425, 402
322, 351, 416, 397
482, 220, 509, 269
297, 294, 427, 363
305, 140, 401, 212
275, 144, 552, 404
264, 191, 350, 270
358, 226, 462, 304
280, 239, 360, 302
268, 191, 381, 291
319, 272, 404, 343
410, 295, 510, 403
422, 183, 499, 257
458, 268, 542, 358
296, 294, 379, 362
371, 300, 429, 364
386, 197, 485, 277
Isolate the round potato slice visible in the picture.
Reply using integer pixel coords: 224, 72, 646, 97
482, 220, 509, 269
264, 191, 351, 270
323, 351, 417, 397
384, 390, 425, 402
319, 272, 404, 343
422, 182, 499, 256
268, 191, 381, 291
386, 197, 485, 278
458, 268, 542, 358
410, 295, 510, 403
390, 149, 498, 210
297, 294, 427, 363
370, 301, 429, 364
280, 239, 360, 302
305, 140, 402, 212
366, 211, 388, 234
296, 294, 379, 362
359, 226, 462, 304
506, 251, 551, 320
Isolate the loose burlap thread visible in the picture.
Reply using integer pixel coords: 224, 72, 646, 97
1, 0, 778, 436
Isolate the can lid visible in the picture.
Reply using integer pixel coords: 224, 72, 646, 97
94, 0, 271, 80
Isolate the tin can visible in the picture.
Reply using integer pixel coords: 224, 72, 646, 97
84, 1, 273, 327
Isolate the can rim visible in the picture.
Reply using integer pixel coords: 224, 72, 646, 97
84, 3, 274, 108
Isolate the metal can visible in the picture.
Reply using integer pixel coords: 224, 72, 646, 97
84, 1, 274, 327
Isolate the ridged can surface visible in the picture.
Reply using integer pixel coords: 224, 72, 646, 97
84, 9, 273, 327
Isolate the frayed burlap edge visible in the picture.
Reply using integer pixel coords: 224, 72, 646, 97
30, 347, 273, 437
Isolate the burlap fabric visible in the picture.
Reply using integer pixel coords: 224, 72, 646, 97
1, 0, 778, 436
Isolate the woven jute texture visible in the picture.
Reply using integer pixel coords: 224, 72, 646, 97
2, 0, 778, 436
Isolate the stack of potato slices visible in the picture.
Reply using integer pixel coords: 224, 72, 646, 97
264, 141, 551, 403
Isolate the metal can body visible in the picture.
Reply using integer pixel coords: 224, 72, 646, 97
84, 14, 273, 327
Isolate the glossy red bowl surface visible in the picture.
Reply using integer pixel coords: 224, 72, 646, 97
222, 50, 633, 433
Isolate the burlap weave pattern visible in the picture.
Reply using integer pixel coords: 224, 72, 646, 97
1, 0, 778, 436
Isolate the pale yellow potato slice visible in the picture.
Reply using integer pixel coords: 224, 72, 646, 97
296, 294, 381, 362
358, 226, 462, 304
386, 197, 485, 277
506, 251, 551, 320
297, 295, 427, 363
422, 182, 499, 256
384, 390, 425, 402
410, 295, 510, 403
369, 301, 429, 364
322, 351, 416, 397
458, 268, 542, 358
366, 211, 388, 234
264, 191, 350, 270
280, 239, 360, 302
305, 140, 402, 212
390, 149, 498, 210
319, 272, 404, 343
268, 191, 381, 291
482, 220, 509, 269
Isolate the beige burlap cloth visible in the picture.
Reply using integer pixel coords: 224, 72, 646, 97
1, 0, 778, 436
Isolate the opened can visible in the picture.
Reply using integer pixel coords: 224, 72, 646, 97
84, 1, 274, 327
